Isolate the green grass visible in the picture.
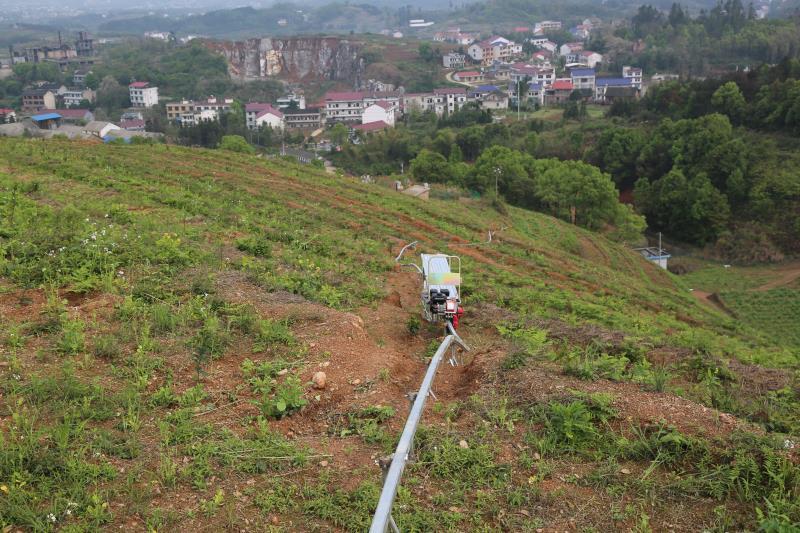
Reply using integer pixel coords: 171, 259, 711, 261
0, 137, 798, 531
720, 289, 800, 347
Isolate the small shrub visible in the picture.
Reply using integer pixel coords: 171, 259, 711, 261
253, 319, 294, 352
93, 334, 121, 360
406, 315, 421, 336
57, 319, 85, 355
150, 303, 178, 334
257, 376, 307, 419
544, 401, 598, 448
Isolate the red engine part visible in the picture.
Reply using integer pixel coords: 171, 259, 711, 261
451, 306, 465, 329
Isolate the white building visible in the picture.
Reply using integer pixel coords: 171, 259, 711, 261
560, 42, 584, 58
362, 101, 396, 127
83, 121, 121, 138
276, 93, 305, 110
570, 68, 596, 90
245, 103, 284, 130
324, 91, 367, 123
442, 52, 466, 69
578, 51, 603, 68
166, 97, 233, 125
63, 88, 95, 107
622, 66, 643, 89
129, 81, 159, 108
534, 20, 562, 34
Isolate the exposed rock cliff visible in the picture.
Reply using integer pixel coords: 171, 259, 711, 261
204, 37, 364, 85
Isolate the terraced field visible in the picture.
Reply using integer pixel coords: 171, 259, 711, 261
0, 138, 798, 531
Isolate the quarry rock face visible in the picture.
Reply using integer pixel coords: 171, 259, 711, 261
204, 37, 364, 84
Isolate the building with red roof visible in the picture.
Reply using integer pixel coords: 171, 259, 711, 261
0, 108, 18, 124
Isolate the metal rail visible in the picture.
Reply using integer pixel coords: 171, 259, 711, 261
369, 331, 470, 533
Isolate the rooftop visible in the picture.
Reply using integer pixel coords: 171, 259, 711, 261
551, 79, 574, 90
129, 81, 150, 88
31, 113, 61, 121
596, 78, 632, 87
570, 68, 595, 77
351, 120, 390, 132
433, 87, 467, 95
325, 91, 365, 102
41, 108, 90, 118
455, 71, 481, 77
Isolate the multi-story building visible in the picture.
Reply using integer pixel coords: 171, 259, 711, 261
323, 91, 402, 124
21, 88, 57, 112
166, 97, 233, 125
284, 107, 324, 129
244, 102, 284, 131
570, 68, 596, 91
534, 20, 562, 34
402, 88, 468, 117
63, 88, 95, 108
595, 78, 634, 103
276, 93, 306, 110
545, 79, 574, 105
622, 66, 643, 89
362, 101, 396, 127
467, 36, 523, 66
73, 68, 92, 86
129, 81, 159, 108
442, 53, 466, 69
324, 91, 367, 123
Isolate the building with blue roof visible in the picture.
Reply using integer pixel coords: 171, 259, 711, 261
570, 68, 596, 90
595, 77, 636, 103
31, 112, 62, 130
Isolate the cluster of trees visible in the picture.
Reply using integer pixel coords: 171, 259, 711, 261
639, 59, 800, 135
590, 113, 799, 257
593, 2, 800, 76
409, 145, 645, 239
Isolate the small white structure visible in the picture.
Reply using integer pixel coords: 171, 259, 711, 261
84, 121, 121, 138
622, 65, 643, 89
636, 247, 671, 270
129, 81, 159, 108
362, 101, 396, 127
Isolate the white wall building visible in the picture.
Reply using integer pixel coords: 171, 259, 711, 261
622, 65, 643, 89
245, 103, 285, 130
362, 101, 396, 126
129, 81, 159, 108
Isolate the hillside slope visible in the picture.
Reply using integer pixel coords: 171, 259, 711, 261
0, 138, 798, 531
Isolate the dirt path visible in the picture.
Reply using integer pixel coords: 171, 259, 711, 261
752, 264, 800, 291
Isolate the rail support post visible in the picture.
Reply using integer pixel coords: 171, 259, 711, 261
377, 456, 400, 533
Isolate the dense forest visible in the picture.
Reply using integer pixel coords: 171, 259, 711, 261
594, 2, 800, 75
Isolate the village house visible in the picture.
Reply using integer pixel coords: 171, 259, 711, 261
570, 68, 596, 90
120, 118, 146, 131
276, 92, 305, 109
545, 79, 574, 105
433, 28, 477, 45
531, 51, 552, 65
62, 87, 95, 107
453, 70, 484, 83
467, 36, 523, 66
166, 97, 233, 125
527, 82, 545, 106
442, 52, 466, 69
284, 107, 324, 129
570, 24, 592, 39
622, 65, 643, 89
73, 68, 92, 86
128, 81, 159, 108
83, 120, 121, 138
22, 88, 57, 112
595, 78, 634, 103
323, 91, 402, 124
578, 51, 603, 68
324, 91, 367, 123
0, 108, 17, 124
560, 42, 584, 58
244, 103, 285, 131
31, 112, 62, 130
534, 20, 562, 34
41, 108, 93, 123
362, 101, 396, 127
350, 121, 391, 135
